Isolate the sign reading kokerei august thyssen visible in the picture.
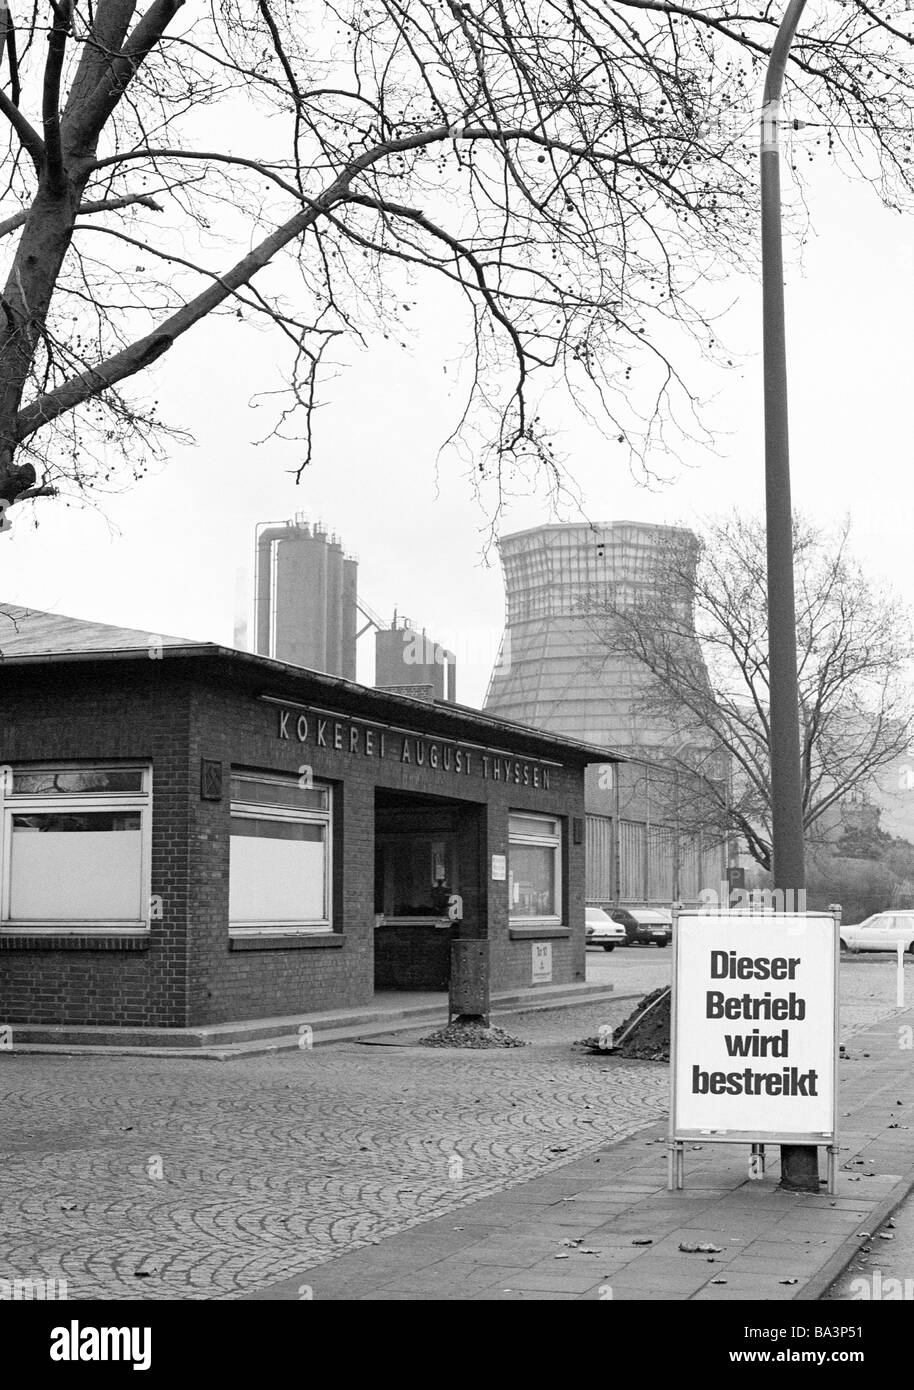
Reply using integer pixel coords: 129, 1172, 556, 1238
671, 912, 839, 1141
274, 704, 556, 790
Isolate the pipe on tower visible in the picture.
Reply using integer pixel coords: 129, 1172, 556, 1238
254, 522, 295, 656
325, 534, 344, 676
342, 556, 358, 681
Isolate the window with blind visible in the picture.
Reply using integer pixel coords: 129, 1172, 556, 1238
508, 813, 562, 924
229, 772, 332, 934
0, 765, 151, 930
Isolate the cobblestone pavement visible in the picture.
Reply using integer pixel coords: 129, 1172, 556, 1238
0, 954, 907, 1301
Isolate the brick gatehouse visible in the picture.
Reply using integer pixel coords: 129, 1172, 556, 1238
0, 607, 620, 1032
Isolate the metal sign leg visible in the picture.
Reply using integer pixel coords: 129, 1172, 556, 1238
668, 1141, 684, 1191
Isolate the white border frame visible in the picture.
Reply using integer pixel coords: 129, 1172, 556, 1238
668, 907, 840, 1191
0, 763, 152, 932
228, 771, 333, 935
507, 811, 563, 927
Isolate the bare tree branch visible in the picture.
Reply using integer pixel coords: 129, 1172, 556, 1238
2, 1, 914, 511
42, 0, 72, 191
0, 87, 44, 168
64, 0, 186, 151
0, 191, 164, 238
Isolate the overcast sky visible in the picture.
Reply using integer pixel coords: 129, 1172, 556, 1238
1, 147, 911, 710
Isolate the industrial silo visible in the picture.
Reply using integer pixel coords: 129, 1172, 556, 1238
253, 518, 358, 677
375, 616, 456, 702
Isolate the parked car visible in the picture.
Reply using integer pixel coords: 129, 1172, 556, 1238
840, 912, 914, 954
610, 907, 673, 947
585, 906, 628, 951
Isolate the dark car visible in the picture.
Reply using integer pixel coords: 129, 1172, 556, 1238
610, 907, 673, 947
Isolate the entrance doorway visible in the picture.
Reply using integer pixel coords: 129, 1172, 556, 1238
373, 789, 483, 992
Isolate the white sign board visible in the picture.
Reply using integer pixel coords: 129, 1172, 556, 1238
532, 941, 552, 984
672, 912, 838, 1142
491, 854, 506, 881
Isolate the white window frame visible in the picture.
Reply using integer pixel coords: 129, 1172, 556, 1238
229, 771, 333, 936
0, 763, 152, 933
508, 812, 563, 926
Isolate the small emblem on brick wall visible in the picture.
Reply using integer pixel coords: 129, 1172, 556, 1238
200, 759, 223, 801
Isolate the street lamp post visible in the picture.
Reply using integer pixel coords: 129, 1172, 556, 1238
761, 0, 819, 1192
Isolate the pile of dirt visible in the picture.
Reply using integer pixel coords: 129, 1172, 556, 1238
615, 987, 671, 1061
576, 987, 671, 1061
417, 1018, 528, 1049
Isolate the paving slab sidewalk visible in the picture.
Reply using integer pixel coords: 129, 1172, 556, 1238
245, 1005, 914, 1301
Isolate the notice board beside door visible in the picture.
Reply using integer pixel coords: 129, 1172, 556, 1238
669, 910, 839, 1191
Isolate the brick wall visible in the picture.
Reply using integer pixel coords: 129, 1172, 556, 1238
0, 665, 192, 1026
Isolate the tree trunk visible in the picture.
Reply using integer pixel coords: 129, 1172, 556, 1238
0, 180, 83, 498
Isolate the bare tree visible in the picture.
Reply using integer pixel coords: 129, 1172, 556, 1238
585, 514, 914, 871
2, 3, 914, 518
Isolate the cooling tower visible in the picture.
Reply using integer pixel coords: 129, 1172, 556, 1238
484, 521, 707, 753
254, 519, 358, 677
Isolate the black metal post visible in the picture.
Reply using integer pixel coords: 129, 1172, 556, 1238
761, 0, 819, 1193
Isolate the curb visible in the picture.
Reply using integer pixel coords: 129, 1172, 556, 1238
796, 1166, 914, 1301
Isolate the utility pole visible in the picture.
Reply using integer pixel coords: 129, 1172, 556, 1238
761, 0, 818, 1193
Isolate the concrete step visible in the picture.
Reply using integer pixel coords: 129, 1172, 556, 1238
4, 981, 621, 1059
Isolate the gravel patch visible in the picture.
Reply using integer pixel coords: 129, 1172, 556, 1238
417, 1020, 528, 1049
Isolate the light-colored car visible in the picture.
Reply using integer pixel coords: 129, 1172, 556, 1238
586, 906, 628, 952
841, 912, 914, 954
